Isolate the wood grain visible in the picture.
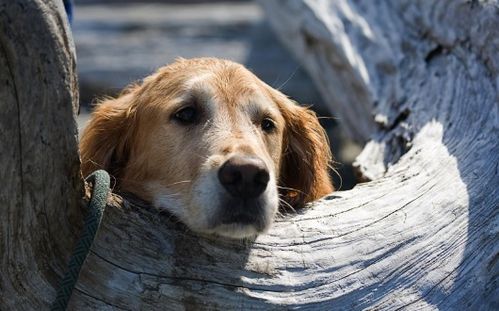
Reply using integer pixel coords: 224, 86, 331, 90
1, 0, 497, 310
0, 0, 82, 309
72, 1, 497, 309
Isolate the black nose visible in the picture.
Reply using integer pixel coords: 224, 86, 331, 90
218, 155, 270, 198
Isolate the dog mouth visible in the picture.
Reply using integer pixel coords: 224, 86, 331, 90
221, 212, 256, 225
207, 197, 272, 238
218, 199, 265, 227
153, 188, 277, 239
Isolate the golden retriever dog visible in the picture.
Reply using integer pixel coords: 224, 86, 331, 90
80, 57, 333, 238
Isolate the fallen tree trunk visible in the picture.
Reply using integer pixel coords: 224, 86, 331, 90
0, 0, 83, 309
1, 0, 498, 310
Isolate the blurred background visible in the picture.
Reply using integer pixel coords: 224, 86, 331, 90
73, 0, 361, 190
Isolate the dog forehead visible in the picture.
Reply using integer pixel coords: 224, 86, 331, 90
184, 70, 280, 117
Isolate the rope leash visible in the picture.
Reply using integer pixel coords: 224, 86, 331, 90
51, 170, 110, 311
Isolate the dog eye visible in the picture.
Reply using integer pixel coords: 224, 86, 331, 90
261, 118, 276, 132
173, 107, 198, 124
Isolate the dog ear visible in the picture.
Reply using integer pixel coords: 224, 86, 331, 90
79, 91, 137, 179
275, 94, 334, 208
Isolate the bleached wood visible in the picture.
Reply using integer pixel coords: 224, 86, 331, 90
2, 0, 498, 310
0, 0, 83, 309
70, 0, 497, 309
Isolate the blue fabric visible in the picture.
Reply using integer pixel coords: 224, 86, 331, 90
63, 0, 73, 24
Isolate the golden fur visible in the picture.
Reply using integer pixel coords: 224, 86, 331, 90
80, 57, 333, 238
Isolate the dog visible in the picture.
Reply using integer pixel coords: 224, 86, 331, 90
80, 57, 333, 239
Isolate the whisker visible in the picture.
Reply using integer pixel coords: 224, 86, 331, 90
114, 177, 193, 189
317, 116, 339, 121
276, 185, 305, 196
194, 154, 210, 161
276, 65, 300, 91
158, 193, 182, 198
165, 180, 192, 187
106, 173, 118, 193
278, 197, 296, 213
329, 163, 343, 191
274, 208, 288, 220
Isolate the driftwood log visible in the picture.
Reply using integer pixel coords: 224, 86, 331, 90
0, 0, 83, 310
1, 0, 498, 310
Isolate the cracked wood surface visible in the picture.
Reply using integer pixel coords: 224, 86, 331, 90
0, 0, 83, 310
1, 0, 498, 310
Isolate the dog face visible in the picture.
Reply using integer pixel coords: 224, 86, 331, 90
80, 58, 333, 238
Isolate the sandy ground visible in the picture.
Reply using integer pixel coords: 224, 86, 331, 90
73, 2, 360, 188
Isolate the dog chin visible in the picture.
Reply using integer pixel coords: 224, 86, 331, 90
152, 193, 268, 239
209, 223, 261, 239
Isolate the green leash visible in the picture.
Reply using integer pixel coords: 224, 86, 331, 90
51, 170, 110, 311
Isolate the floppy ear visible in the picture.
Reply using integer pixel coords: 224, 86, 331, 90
79, 91, 137, 179
277, 97, 334, 208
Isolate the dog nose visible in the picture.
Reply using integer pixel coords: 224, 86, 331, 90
218, 155, 270, 198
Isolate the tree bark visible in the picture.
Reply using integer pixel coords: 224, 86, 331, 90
0, 0, 82, 309
2, 0, 498, 310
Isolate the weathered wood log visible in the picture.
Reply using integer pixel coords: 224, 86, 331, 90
0, 0, 83, 309
72, 0, 497, 309
2, 0, 498, 310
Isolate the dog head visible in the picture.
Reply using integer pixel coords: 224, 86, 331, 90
80, 58, 333, 238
